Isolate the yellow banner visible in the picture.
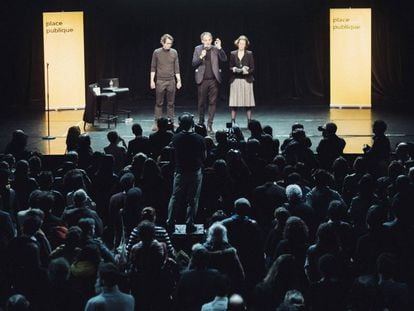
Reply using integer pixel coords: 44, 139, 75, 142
43, 12, 85, 110
330, 8, 371, 108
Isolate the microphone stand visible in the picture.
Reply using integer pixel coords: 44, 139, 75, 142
42, 62, 56, 140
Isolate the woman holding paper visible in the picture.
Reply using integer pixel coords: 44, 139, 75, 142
229, 35, 255, 126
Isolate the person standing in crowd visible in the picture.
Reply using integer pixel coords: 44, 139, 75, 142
192, 32, 227, 133
150, 34, 182, 131
316, 122, 346, 170
167, 113, 206, 234
229, 35, 255, 126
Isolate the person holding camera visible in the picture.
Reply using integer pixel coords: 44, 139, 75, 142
229, 35, 255, 127
316, 122, 346, 169
150, 34, 182, 131
192, 32, 227, 133
167, 113, 206, 234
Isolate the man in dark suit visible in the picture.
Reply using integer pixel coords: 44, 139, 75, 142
192, 32, 227, 133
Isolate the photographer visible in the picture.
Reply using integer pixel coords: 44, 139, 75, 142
316, 122, 346, 170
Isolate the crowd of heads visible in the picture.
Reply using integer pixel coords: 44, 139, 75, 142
0, 116, 414, 310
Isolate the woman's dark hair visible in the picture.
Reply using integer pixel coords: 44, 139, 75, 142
283, 216, 309, 244
137, 220, 155, 244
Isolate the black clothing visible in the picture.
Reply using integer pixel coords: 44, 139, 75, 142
171, 131, 206, 173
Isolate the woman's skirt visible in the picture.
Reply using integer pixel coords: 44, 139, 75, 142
229, 78, 255, 107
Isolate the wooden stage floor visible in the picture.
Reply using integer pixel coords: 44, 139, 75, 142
0, 103, 413, 155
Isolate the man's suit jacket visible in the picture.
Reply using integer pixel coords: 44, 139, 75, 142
192, 45, 227, 84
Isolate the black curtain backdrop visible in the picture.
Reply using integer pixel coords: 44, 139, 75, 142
2, 0, 413, 109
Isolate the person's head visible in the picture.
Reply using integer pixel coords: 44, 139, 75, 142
141, 206, 156, 222
73, 189, 88, 208
228, 294, 246, 311
6, 294, 30, 311
208, 210, 228, 227
283, 290, 305, 309
206, 222, 228, 247
247, 119, 263, 136
125, 187, 143, 212
107, 131, 119, 144
48, 257, 70, 283
15, 159, 29, 177
327, 200, 344, 222
313, 169, 332, 187
190, 243, 209, 269
215, 130, 228, 145
332, 157, 349, 176
11, 129, 28, 146
137, 220, 155, 244
358, 173, 375, 195
234, 197, 251, 217
37, 171, 54, 190
291, 123, 304, 133
263, 125, 273, 137
274, 207, 291, 225
264, 164, 280, 182
97, 262, 122, 288
0, 168, 10, 187
36, 192, 55, 214
65, 225, 82, 248
234, 35, 249, 51
283, 216, 309, 244
160, 33, 174, 49
292, 128, 306, 143
200, 31, 213, 47
318, 122, 337, 137
178, 112, 195, 131
78, 133, 91, 149
28, 155, 42, 174
78, 217, 95, 237
66, 126, 81, 150
388, 161, 405, 182
353, 156, 368, 174
194, 124, 207, 137
286, 184, 303, 203
64, 151, 79, 167
373, 120, 387, 135
377, 253, 397, 280
119, 172, 135, 192
131, 123, 143, 136
157, 117, 169, 131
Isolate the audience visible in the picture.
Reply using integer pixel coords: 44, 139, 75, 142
1, 117, 413, 311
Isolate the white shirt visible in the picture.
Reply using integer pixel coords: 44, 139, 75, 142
201, 296, 228, 311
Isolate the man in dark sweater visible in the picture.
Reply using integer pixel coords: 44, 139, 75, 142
167, 113, 206, 233
150, 33, 182, 130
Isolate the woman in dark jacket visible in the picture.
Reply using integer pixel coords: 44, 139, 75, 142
229, 35, 255, 125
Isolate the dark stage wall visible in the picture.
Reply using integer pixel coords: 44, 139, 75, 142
3, 0, 413, 109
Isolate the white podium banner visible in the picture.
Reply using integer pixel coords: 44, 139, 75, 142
330, 8, 371, 108
43, 12, 85, 110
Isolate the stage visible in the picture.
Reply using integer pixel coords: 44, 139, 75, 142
0, 102, 413, 156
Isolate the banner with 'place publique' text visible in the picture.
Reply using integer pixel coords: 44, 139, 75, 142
330, 8, 371, 108
43, 12, 85, 110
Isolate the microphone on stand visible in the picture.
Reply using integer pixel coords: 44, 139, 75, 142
42, 62, 55, 140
